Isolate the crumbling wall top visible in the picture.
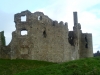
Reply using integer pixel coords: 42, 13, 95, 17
14, 10, 68, 27
14, 10, 32, 23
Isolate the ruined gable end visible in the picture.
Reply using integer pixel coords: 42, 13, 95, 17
0, 10, 93, 63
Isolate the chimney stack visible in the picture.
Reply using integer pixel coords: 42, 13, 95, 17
73, 12, 78, 26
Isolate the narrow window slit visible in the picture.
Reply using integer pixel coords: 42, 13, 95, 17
43, 30, 47, 38
85, 43, 88, 48
85, 37, 87, 42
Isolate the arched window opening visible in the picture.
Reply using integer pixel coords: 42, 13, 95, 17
38, 16, 42, 20
43, 30, 47, 38
21, 15, 26, 22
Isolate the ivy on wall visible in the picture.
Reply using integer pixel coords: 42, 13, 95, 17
1, 31, 5, 46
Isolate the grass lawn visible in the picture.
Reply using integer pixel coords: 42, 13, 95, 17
0, 59, 55, 75
16, 57, 100, 75
1, 57, 100, 75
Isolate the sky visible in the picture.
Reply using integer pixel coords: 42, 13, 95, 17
0, 0, 100, 53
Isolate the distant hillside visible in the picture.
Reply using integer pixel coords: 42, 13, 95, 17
16, 57, 100, 75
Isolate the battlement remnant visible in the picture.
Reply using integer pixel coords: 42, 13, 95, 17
0, 10, 93, 63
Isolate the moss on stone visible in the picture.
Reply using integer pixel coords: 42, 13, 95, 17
1, 31, 5, 46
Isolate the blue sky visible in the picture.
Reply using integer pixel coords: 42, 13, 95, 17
0, 0, 100, 53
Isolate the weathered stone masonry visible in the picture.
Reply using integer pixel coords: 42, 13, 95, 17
0, 10, 93, 63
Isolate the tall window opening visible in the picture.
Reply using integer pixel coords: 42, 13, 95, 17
85, 36, 88, 48
21, 15, 26, 22
68, 36, 74, 46
85, 37, 87, 42
85, 43, 88, 48
43, 30, 47, 38
21, 30, 28, 35
38, 16, 42, 20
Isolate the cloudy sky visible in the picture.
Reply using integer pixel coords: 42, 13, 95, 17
0, 0, 100, 53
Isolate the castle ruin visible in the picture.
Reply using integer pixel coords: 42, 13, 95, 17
0, 10, 93, 63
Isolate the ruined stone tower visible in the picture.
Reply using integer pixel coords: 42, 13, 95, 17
0, 10, 93, 63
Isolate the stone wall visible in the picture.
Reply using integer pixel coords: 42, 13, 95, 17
10, 10, 73, 62
0, 10, 93, 63
80, 33, 93, 58
0, 31, 10, 59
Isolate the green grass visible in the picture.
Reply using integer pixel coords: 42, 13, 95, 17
0, 59, 56, 75
16, 57, 100, 75
1, 57, 100, 75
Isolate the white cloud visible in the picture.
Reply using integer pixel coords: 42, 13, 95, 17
1, 0, 100, 53
33, 0, 100, 53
